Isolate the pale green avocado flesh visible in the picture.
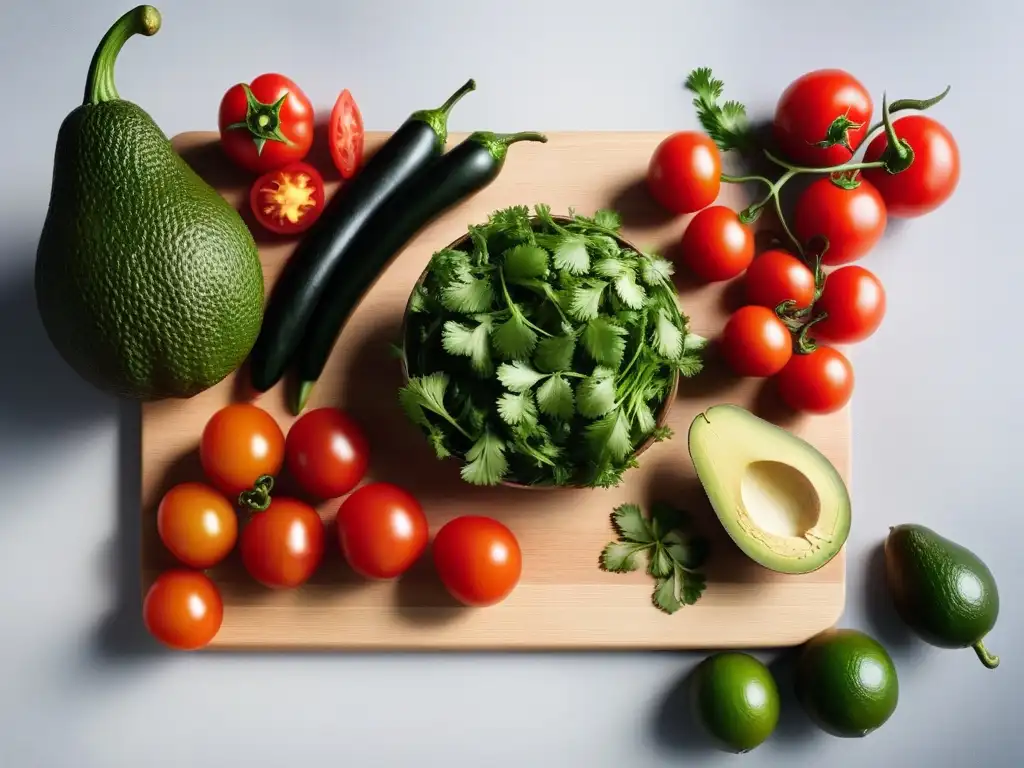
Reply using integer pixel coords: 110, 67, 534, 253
688, 404, 851, 574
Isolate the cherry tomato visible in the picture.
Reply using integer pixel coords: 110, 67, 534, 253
433, 516, 522, 607
285, 407, 369, 499
773, 69, 873, 167
249, 162, 325, 236
157, 482, 238, 569
336, 482, 428, 580
680, 205, 755, 282
862, 115, 960, 217
719, 306, 793, 377
143, 570, 224, 651
200, 403, 285, 499
776, 346, 854, 414
240, 497, 325, 589
647, 131, 722, 214
812, 266, 886, 343
218, 73, 314, 174
793, 177, 886, 266
745, 249, 816, 311
328, 89, 365, 180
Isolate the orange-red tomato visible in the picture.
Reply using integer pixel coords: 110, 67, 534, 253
812, 265, 886, 343
200, 403, 285, 499
432, 516, 522, 607
793, 177, 886, 266
776, 346, 854, 414
719, 306, 793, 377
285, 407, 370, 499
336, 482, 428, 580
680, 205, 755, 282
647, 131, 722, 214
157, 482, 238, 569
240, 497, 325, 589
745, 249, 816, 311
143, 570, 224, 651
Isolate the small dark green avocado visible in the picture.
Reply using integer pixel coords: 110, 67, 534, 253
884, 524, 1000, 669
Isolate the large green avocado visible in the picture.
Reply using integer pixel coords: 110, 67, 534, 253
885, 524, 1000, 669
688, 404, 851, 574
35, 6, 264, 400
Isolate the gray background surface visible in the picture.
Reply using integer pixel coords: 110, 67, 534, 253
0, 0, 1019, 765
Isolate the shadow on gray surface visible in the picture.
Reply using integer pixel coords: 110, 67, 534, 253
0, 254, 112, 439
650, 663, 716, 755
860, 540, 919, 656
768, 649, 825, 745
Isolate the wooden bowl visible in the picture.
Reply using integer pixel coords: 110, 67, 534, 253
399, 215, 678, 490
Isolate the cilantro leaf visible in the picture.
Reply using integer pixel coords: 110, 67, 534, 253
639, 253, 674, 286
582, 317, 627, 368
576, 368, 617, 418
601, 541, 646, 572
442, 317, 494, 375
569, 282, 606, 321
491, 311, 538, 359
497, 390, 538, 426
460, 429, 508, 485
442, 275, 494, 313
584, 408, 632, 461
398, 373, 469, 439
536, 374, 574, 420
610, 503, 652, 543
594, 209, 622, 231
652, 308, 683, 360
551, 234, 590, 275
497, 361, 547, 392
503, 244, 550, 281
593, 257, 625, 278
534, 332, 576, 373
613, 269, 646, 310
684, 66, 754, 154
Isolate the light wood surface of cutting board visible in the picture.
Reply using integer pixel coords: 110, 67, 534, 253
139, 130, 850, 650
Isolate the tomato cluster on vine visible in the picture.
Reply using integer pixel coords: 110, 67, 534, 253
646, 67, 959, 414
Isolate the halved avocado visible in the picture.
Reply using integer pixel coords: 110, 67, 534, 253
688, 404, 850, 574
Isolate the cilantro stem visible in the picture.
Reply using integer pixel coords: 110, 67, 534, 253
498, 268, 552, 338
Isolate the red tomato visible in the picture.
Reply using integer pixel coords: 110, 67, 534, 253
200, 403, 285, 499
285, 407, 370, 499
218, 73, 314, 174
157, 482, 238, 569
773, 69, 873, 167
745, 249, 816, 311
719, 306, 793, 377
647, 131, 722, 214
680, 205, 755, 282
776, 346, 854, 414
143, 570, 224, 651
249, 162, 325, 236
432, 516, 522, 607
240, 497, 325, 589
793, 177, 887, 266
862, 115, 960, 217
812, 266, 886, 343
336, 482, 428, 580
328, 89, 365, 180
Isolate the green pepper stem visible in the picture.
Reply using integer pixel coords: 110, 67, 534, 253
84, 5, 161, 105
411, 78, 477, 150
973, 640, 1000, 669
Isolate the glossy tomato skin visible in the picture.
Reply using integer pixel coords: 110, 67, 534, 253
862, 115, 960, 217
286, 407, 370, 499
773, 69, 873, 167
647, 131, 722, 214
776, 346, 854, 414
680, 205, 755, 282
249, 162, 325, 236
432, 516, 522, 607
745, 249, 816, 311
719, 306, 793, 377
328, 89, 365, 180
336, 482, 428, 580
157, 482, 238, 569
813, 266, 886, 343
793, 177, 886, 266
143, 570, 224, 651
218, 73, 314, 174
200, 404, 285, 499
240, 497, 325, 589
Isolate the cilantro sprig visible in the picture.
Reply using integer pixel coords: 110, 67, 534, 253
601, 502, 709, 614
399, 205, 706, 488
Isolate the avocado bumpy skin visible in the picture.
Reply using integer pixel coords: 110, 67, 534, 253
35, 99, 264, 400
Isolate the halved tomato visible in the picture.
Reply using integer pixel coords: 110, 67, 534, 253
328, 89, 365, 180
249, 161, 325, 236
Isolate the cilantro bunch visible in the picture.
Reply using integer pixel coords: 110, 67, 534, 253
399, 205, 706, 488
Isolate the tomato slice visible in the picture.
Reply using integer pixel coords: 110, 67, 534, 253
328, 89, 365, 180
249, 161, 325, 236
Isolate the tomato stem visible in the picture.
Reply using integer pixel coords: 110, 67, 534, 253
877, 92, 916, 174
84, 5, 161, 105
794, 313, 827, 354
863, 84, 951, 139
238, 475, 275, 512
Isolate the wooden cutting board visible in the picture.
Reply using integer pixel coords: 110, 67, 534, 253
139, 130, 850, 650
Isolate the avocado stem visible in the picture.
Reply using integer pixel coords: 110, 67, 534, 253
84, 5, 161, 106
411, 78, 477, 150
973, 640, 1000, 669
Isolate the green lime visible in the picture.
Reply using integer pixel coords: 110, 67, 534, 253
691, 652, 780, 753
795, 628, 899, 738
